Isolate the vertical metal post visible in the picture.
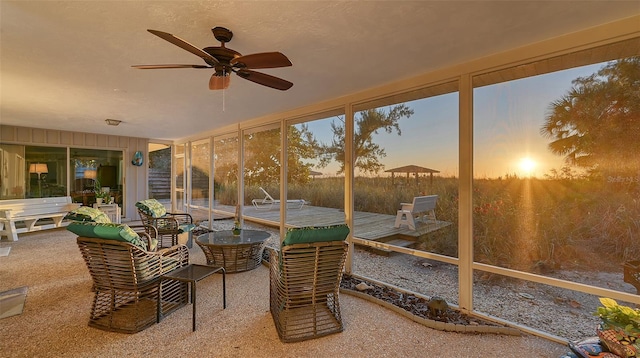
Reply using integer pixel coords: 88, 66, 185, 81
238, 124, 244, 226
458, 74, 474, 312
209, 137, 214, 229
344, 104, 354, 274
280, 120, 287, 246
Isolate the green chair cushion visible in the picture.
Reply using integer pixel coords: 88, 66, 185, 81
282, 224, 350, 246
65, 206, 111, 223
135, 199, 167, 218
67, 222, 149, 251
66, 221, 97, 237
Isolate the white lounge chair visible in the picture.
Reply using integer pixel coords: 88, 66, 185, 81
252, 187, 307, 210
394, 195, 437, 230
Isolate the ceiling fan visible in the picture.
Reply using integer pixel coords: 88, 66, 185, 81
132, 26, 293, 91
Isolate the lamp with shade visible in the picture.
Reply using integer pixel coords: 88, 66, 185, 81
29, 163, 48, 197
83, 169, 97, 180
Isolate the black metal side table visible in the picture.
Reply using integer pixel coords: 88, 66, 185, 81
158, 264, 226, 331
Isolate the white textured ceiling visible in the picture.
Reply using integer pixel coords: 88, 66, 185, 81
1, 1, 639, 141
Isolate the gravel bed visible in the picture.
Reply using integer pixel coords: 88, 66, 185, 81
339, 275, 506, 328
352, 248, 637, 342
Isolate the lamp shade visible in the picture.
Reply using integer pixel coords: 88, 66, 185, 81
29, 163, 48, 174
83, 169, 97, 179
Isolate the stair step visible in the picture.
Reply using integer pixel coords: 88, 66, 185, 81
367, 238, 416, 256
385, 239, 414, 247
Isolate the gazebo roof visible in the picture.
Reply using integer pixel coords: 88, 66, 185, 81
384, 165, 440, 174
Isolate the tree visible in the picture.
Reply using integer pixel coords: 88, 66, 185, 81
243, 128, 281, 186
286, 124, 319, 184
243, 125, 318, 186
148, 147, 171, 170
317, 104, 414, 175
213, 136, 239, 186
541, 57, 640, 177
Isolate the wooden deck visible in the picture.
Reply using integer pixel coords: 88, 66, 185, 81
210, 204, 452, 249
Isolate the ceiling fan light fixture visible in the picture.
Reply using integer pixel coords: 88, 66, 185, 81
105, 118, 122, 126
209, 72, 230, 90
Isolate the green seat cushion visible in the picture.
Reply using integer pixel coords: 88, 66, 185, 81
65, 206, 111, 223
67, 222, 149, 251
282, 224, 350, 246
135, 199, 167, 218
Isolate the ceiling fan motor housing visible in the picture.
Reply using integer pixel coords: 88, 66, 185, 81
203, 46, 241, 69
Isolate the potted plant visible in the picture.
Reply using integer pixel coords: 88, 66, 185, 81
594, 297, 640, 357
93, 180, 110, 204
232, 204, 241, 235
232, 220, 242, 236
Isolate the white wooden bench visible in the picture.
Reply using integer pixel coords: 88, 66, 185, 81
394, 195, 438, 231
0, 197, 81, 241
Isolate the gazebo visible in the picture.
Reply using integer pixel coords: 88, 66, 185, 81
384, 165, 440, 186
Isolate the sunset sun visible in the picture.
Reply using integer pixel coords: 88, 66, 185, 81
519, 157, 537, 175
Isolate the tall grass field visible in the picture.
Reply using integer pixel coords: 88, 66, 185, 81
232, 176, 639, 273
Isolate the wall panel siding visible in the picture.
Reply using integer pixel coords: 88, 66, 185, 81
85, 133, 97, 147
108, 135, 118, 148
72, 132, 84, 145
60, 131, 73, 145
96, 134, 107, 148
0, 124, 150, 221
17, 127, 31, 142
32, 129, 46, 143
0, 127, 16, 142
46, 130, 60, 144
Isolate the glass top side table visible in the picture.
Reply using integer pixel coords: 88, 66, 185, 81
195, 230, 270, 273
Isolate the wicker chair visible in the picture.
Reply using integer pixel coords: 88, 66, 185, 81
268, 224, 349, 342
624, 260, 640, 295
76, 226, 189, 333
135, 199, 195, 248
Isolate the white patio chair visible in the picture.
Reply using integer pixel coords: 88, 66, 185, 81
251, 187, 307, 210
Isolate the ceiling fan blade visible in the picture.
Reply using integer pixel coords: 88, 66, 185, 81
236, 69, 293, 91
132, 64, 212, 69
147, 29, 219, 64
231, 52, 292, 69
209, 74, 230, 90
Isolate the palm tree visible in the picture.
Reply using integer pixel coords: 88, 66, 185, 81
541, 57, 640, 177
